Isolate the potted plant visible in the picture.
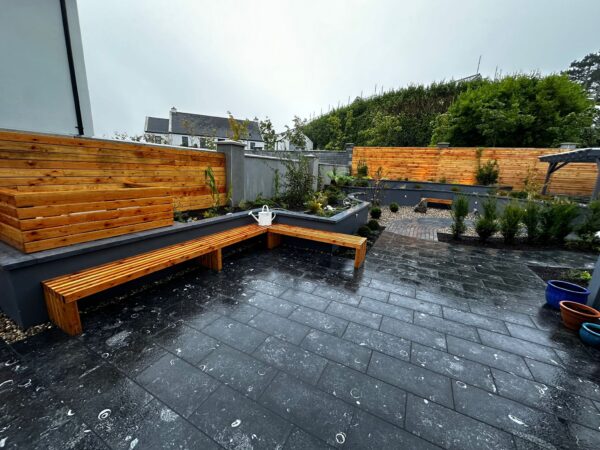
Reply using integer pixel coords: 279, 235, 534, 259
545, 280, 590, 309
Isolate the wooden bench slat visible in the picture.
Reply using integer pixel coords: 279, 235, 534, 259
268, 224, 366, 249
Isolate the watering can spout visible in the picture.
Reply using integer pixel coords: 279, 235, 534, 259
249, 205, 276, 226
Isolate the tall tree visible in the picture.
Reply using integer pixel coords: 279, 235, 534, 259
227, 111, 249, 141
566, 50, 600, 101
258, 117, 277, 150
284, 116, 308, 150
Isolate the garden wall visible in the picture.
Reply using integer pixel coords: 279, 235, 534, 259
352, 146, 598, 196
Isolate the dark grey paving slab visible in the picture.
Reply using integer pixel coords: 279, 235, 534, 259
505, 322, 583, 352
288, 306, 348, 337
254, 336, 327, 385
260, 372, 354, 447
153, 323, 220, 365
414, 312, 480, 342
245, 278, 288, 297
411, 343, 497, 392
319, 363, 406, 428
478, 329, 562, 366
492, 369, 600, 430
359, 297, 413, 323
185, 310, 222, 331
389, 293, 442, 316
199, 344, 277, 400
468, 304, 536, 327
453, 381, 574, 449
101, 331, 168, 376
415, 289, 472, 311
136, 354, 219, 418
346, 409, 441, 450
405, 394, 515, 450
568, 423, 600, 450
355, 285, 389, 302
525, 359, 600, 402
31, 419, 109, 450
370, 278, 416, 297
248, 310, 310, 345
302, 330, 372, 372
283, 427, 331, 449
342, 322, 411, 361
368, 352, 453, 408
203, 316, 268, 353
380, 316, 447, 350
446, 335, 533, 379
190, 384, 293, 449
280, 288, 331, 311
442, 307, 509, 334
326, 301, 382, 330
245, 291, 298, 317
312, 286, 361, 306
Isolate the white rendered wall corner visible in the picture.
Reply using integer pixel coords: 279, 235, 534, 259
0, 0, 94, 136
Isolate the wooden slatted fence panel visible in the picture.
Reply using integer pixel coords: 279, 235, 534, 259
352, 147, 597, 196
0, 130, 227, 211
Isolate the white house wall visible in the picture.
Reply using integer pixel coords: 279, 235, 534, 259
0, 0, 94, 136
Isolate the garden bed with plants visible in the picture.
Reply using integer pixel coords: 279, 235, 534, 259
528, 266, 594, 288
445, 194, 600, 253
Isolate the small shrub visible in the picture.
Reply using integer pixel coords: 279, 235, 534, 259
367, 219, 380, 231
282, 155, 314, 209
475, 160, 499, 185
540, 199, 579, 242
523, 201, 541, 243
356, 159, 369, 178
389, 202, 399, 213
496, 190, 509, 197
414, 184, 422, 189
353, 179, 370, 187
357, 225, 371, 237
500, 202, 523, 244
451, 196, 469, 239
508, 191, 527, 199
475, 197, 498, 242
370, 207, 382, 219
305, 192, 327, 216
450, 186, 461, 192
577, 200, 600, 243
438, 177, 447, 184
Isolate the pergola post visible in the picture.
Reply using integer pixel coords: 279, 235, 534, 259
541, 162, 556, 195
593, 158, 600, 200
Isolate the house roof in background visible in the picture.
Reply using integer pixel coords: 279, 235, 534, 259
145, 112, 262, 141
144, 117, 169, 134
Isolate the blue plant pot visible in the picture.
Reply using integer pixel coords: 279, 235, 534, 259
579, 323, 600, 347
545, 280, 590, 310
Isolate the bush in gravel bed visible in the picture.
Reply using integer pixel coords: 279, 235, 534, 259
389, 202, 399, 213
357, 225, 371, 237
500, 201, 523, 244
367, 219, 380, 231
475, 197, 498, 242
540, 199, 579, 242
451, 196, 469, 238
370, 207, 382, 219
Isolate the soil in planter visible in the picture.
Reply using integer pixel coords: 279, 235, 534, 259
528, 266, 594, 288
437, 233, 598, 254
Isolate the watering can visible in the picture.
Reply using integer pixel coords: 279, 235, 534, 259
249, 205, 276, 226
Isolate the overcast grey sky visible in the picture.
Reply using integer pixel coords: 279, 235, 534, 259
77, 0, 600, 138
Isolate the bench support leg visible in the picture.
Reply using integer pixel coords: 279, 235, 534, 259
266, 232, 281, 250
43, 286, 82, 336
199, 249, 222, 271
354, 242, 367, 269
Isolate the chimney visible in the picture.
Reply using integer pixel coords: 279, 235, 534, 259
436, 142, 450, 148
559, 143, 577, 149
169, 107, 177, 133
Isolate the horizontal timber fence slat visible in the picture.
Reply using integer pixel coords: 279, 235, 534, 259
352, 147, 598, 196
0, 130, 226, 211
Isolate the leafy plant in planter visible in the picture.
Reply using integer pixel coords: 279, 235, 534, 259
500, 202, 523, 244
451, 196, 469, 238
356, 159, 369, 178
370, 207, 382, 219
305, 193, 327, 216
523, 201, 541, 243
390, 202, 399, 212
475, 197, 498, 242
475, 159, 499, 185
450, 186, 461, 192
203, 167, 221, 218
282, 155, 314, 209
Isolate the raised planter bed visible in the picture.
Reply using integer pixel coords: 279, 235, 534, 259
0, 185, 173, 253
0, 199, 369, 328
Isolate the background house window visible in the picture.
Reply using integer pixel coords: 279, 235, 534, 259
250, 142, 255, 149
181, 136, 189, 146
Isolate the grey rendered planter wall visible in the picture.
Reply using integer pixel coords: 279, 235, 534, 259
0, 202, 369, 328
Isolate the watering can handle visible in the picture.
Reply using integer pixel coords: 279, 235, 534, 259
262, 205, 269, 212
271, 212, 277, 221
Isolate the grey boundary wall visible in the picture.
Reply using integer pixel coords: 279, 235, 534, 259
0, 202, 369, 328
246, 149, 351, 166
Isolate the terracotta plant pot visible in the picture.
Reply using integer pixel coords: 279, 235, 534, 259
559, 301, 600, 331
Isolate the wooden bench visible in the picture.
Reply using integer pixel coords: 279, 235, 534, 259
42, 223, 367, 335
423, 197, 453, 207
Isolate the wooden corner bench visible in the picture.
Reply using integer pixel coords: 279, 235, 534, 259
42, 223, 367, 335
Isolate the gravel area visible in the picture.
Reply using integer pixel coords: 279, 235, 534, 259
0, 312, 52, 344
377, 205, 455, 226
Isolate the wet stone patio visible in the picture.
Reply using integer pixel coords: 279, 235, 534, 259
1, 231, 599, 449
